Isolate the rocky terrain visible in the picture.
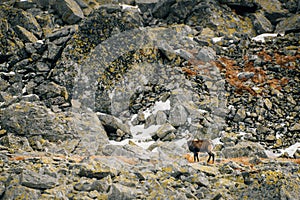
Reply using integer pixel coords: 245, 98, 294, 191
0, 0, 299, 199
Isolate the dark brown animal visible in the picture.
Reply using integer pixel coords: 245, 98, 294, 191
187, 139, 215, 163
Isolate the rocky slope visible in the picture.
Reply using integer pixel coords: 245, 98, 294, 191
0, 0, 299, 199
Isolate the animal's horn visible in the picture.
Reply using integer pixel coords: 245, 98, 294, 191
185, 133, 193, 139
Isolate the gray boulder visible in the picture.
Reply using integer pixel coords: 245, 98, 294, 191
151, 123, 176, 141
52, 0, 84, 24
14, 25, 38, 43
155, 110, 167, 125
136, 0, 159, 12
9, 8, 42, 37
97, 113, 132, 140
275, 14, 300, 33
102, 141, 151, 161
34, 81, 68, 101
108, 183, 139, 200
222, 141, 268, 158
255, 0, 289, 24
69, 101, 109, 155
21, 169, 58, 189
169, 104, 188, 127
219, 0, 258, 8
0, 100, 109, 155
197, 46, 216, 62
2, 185, 41, 200
250, 11, 274, 34
0, 101, 74, 141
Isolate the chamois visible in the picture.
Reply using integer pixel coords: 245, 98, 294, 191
187, 138, 215, 163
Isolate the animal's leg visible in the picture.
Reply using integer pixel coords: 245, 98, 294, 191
193, 151, 199, 162
207, 153, 211, 163
207, 152, 215, 164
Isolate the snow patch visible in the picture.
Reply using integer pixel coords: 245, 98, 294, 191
109, 139, 155, 150
212, 37, 223, 43
265, 142, 300, 158
108, 100, 172, 150
252, 33, 284, 43
119, 3, 141, 13
143, 100, 170, 119
130, 124, 161, 139
212, 137, 223, 145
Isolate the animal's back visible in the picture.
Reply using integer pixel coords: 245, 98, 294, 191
194, 140, 213, 152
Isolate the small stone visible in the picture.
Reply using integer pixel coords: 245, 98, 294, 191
189, 164, 219, 176
0, 129, 6, 136
155, 111, 167, 125
237, 72, 254, 80
137, 111, 146, 122
249, 156, 262, 165
116, 129, 125, 137
264, 98, 272, 110
265, 134, 276, 141
274, 138, 283, 148
289, 123, 300, 131
15, 25, 38, 43
252, 86, 263, 94
287, 96, 296, 105
155, 123, 176, 139
233, 107, 246, 122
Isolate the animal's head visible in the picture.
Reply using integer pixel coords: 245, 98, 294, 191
185, 133, 194, 140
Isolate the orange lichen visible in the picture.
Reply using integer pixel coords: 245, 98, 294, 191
10, 156, 29, 161
182, 67, 198, 76
274, 53, 300, 69
184, 154, 300, 167
216, 50, 299, 96
258, 50, 272, 62
216, 57, 259, 95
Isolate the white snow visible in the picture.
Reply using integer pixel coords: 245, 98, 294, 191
130, 124, 161, 139
251, 33, 284, 43
108, 100, 171, 150
143, 100, 170, 119
212, 137, 223, 145
265, 142, 300, 158
212, 37, 223, 43
119, 3, 141, 13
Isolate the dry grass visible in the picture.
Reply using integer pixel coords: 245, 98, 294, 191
183, 154, 300, 166
215, 50, 300, 96
9, 153, 300, 167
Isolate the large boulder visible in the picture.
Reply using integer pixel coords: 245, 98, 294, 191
249, 11, 274, 34
52, 0, 85, 24
21, 169, 58, 190
275, 14, 300, 33
97, 113, 132, 141
0, 100, 109, 155
255, 0, 289, 24
222, 141, 268, 158
2, 185, 41, 200
169, 104, 188, 127
0, 101, 74, 141
14, 25, 38, 43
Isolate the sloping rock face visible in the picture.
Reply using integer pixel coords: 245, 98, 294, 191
0, 100, 108, 155
0, 0, 299, 199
